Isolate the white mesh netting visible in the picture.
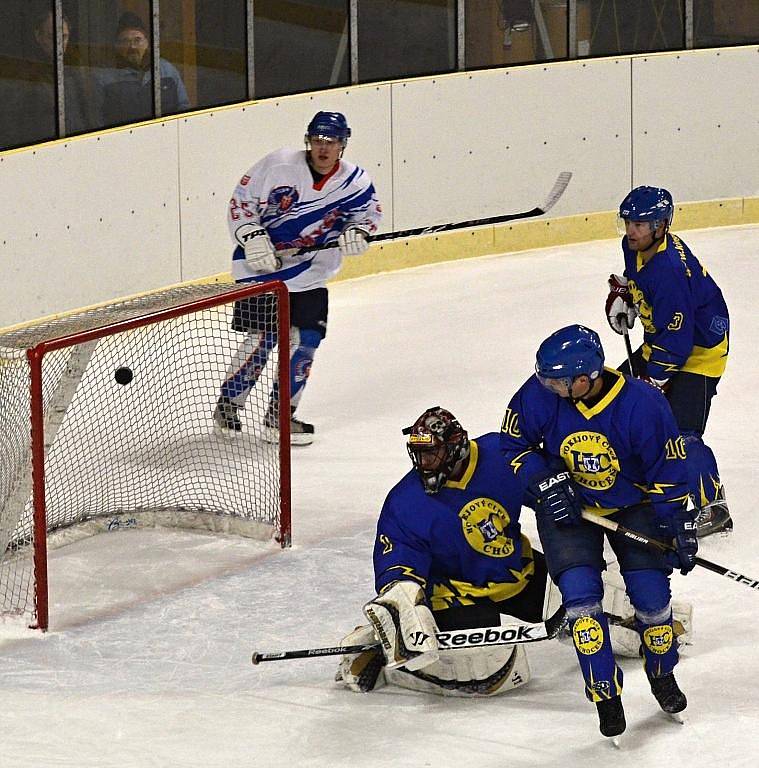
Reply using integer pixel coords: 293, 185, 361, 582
0, 281, 287, 625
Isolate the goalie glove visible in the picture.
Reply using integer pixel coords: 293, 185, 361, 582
338, 225, 370, 257
236, 224, 279, 273
605, 274, 637, 335
363, 581, 439, 671
335, 624, 386, 693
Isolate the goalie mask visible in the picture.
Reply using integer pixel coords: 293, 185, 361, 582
402, 407, 469, 495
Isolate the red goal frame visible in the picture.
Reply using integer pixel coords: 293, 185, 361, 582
22, 281, 291, 630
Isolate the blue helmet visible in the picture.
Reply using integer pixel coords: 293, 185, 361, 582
618, 186, 674, 229
305, 111, 351, 144
535, 325, 605, 384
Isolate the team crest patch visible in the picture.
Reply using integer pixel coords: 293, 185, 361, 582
710, 315, 729, 335
560, 431, 620, 490
643, 624, 673, 655
266, 186, 299, 215
458, 498, 515, 557
573, 616, 604, 655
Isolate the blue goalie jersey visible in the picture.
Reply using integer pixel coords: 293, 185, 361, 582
623, 232, 729, 380
373, 433, 534, 613
499, 369, 690, 521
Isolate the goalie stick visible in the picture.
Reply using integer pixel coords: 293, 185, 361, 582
251, 607, 566, 665
581, 510, 759, 591
301, 171, 572, 252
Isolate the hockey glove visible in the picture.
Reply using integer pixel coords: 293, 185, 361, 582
363, 581, 439, 671
335, 624, 386, 693
528, 469, 582, 527
605, 274, 637, 335
236, 224, 279, 273
661, 509, 699, 575
338, 225, 370, 257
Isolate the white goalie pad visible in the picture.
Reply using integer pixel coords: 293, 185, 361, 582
385, 642, 531, 698
335, 623, 531, 698
363, 581, 439, 671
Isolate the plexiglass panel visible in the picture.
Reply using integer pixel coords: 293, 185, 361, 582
588, 0, 685, 56
253, 0, 349, 99
161, 0, 245, 112
466, 1, 585, 68
358, 0, 456, 82
0, 1, 102, 150
693, 0, 759, 47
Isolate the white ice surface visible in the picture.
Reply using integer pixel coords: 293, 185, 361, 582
1, 225, 758, 767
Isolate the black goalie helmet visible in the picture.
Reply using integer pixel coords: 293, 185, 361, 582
402, 407, 470, 495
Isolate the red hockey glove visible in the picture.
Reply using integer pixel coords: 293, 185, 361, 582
605, 274, 636, 335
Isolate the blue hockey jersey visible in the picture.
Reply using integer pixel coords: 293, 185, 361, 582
373, 433, 534, 612
622, 232, 729, 380
499, 369, 690, 521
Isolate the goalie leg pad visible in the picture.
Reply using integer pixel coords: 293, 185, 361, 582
364, 581, 439, 671
386, 643, 530, 698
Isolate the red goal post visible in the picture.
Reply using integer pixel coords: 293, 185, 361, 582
0, 280, 291, 631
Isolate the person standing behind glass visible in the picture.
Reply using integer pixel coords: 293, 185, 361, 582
95, 11, 190, 126
0, 9, 96, 149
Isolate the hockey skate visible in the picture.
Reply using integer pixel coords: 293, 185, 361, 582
596, 697, 626, 741
648, 672, 687, 718
213, 397, 242, 435
263, 405, 314, 446
695, 490, 732, 537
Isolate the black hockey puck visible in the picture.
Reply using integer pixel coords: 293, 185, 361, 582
114, 366, 133, 385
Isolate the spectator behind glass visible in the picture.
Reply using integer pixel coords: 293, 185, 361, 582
95, 11, 190, 126
0, 9, 97, 149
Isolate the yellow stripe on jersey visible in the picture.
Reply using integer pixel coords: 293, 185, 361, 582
444, 438, 479, 490
643, 332, 728, 378
430, 535, 534, 610
574, 368, 626, 420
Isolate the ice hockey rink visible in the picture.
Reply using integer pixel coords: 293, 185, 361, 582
1, 224, 757, 767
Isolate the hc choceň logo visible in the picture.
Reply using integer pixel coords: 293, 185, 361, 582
458, 497, 515, 557
572, 615, 604, 655
560, 431, 620, 490
643, 624, 673, 655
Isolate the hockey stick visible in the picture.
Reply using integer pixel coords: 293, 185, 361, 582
301, 171, 572, 252
621, 324, 637, 377
580, 510, 759, 591
251, 608, 567, 665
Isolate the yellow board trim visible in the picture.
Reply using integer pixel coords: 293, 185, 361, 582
2, 202, 756, 336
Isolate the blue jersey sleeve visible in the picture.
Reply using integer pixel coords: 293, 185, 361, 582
499, 376, 553, 495
644, 258, 695, 379
629, 385, 690, 520
373, 490, 433, 594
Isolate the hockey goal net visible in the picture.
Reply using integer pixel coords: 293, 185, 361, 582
0, 280, 291, 630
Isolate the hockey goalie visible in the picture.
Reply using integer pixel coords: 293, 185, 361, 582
335, 407, 692, 697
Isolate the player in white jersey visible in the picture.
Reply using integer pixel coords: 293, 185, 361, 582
214, 111, 383, 444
